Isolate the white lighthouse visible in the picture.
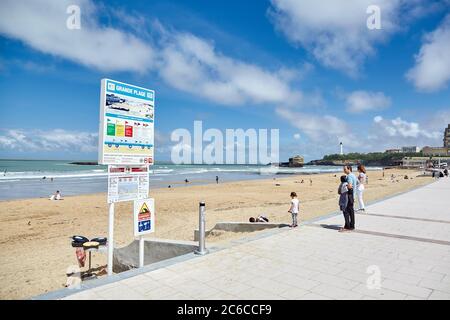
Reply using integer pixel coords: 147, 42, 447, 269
340, 142, 343, 155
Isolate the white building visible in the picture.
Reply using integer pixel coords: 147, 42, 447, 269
401, 146, 419, 153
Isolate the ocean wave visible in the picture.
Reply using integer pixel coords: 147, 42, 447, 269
0, 171, 108, 181
0, 165, 382, 182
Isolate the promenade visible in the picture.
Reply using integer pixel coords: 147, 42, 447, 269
54, 178, 450, 300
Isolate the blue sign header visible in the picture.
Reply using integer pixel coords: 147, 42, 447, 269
106, 79, 154, 102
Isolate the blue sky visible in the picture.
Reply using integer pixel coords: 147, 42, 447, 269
0, 0, 449, 162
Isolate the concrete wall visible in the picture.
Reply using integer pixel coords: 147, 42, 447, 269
194, 222, 289, 241
113, 238, 198, 273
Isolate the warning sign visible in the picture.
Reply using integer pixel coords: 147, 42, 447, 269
134, 198, 154, 236
138, 202, 151, 221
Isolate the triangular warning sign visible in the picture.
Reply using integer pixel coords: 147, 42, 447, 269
140, 202, 149, 214
138, 202, 151, 221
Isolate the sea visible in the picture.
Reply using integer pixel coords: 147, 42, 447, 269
0, 159, 382, 201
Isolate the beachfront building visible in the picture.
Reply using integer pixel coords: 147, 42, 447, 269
401, 146, 420, 153
444, 124, 450, 148
402, 156, 450, 168
401, 157, 430, 169
422, 146, 450, 157
385, 148, 401, 154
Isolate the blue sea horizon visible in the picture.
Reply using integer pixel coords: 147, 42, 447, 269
0, 159, 381, 201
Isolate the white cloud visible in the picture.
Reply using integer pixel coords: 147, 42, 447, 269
374, 115, 383, 123
277, 109, 448, 158
0, 0, 304, 108
406, 14, 450, 92
0, 0, 154, 73
0, 129, 98, 153
373, 116, 441, 139
268, 0, 431, 76
276, 107, 358, 147
293, 133, 301, 140
346, 90, 391, 113
158, 32, 302, 106
353, 114, 450, 153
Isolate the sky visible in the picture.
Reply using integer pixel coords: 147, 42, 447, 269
0, 0, 450, 162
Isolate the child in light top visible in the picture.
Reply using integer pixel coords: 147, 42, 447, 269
288, 192, 300, 228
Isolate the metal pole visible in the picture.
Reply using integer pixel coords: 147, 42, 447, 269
107, 202, 114, 276
139, 235, 144, 268
195, 201, 208, 255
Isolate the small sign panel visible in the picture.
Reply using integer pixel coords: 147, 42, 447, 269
107, 165, 149, 203
134, 198, 155, 236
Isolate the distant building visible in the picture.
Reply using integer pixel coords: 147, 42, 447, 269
422, 146, 450, 156
444, 124, 450, 148
401, 157, 430, 168
402, 157, 447, 168
385, 148, 401, 154
401, 146, 420, 153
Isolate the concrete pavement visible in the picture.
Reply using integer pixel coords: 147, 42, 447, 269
57, 178, 450, 300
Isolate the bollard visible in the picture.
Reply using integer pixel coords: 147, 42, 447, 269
194, 201, 208, 255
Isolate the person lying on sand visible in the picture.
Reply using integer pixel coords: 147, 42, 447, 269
49, 190, 62, 200
249, 215, 269, 223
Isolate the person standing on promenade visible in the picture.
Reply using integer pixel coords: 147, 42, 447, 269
288, 192, 300, 228
340, 165, 356, 231
356, 164, 367, 212
338, 175, 350, 231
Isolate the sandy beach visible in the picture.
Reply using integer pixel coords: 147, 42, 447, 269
0, 168, 432, 299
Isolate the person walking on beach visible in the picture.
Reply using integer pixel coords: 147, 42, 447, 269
288, 192, 300, 228
338, 175, 350, 231
216, 176, 219, 184
356, 164, 366, 212
341, 165, 356, 231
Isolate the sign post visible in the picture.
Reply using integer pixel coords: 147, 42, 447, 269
107, 202, 114, 275
139, 236, 144, 268
134, 198, 155, 267
98, 78, 155, 275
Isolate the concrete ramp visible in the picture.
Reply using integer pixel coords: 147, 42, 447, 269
194, 222, 289, 241
113, 238, 197, 273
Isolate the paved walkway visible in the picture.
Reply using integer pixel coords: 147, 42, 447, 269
61, 178, 450, 300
